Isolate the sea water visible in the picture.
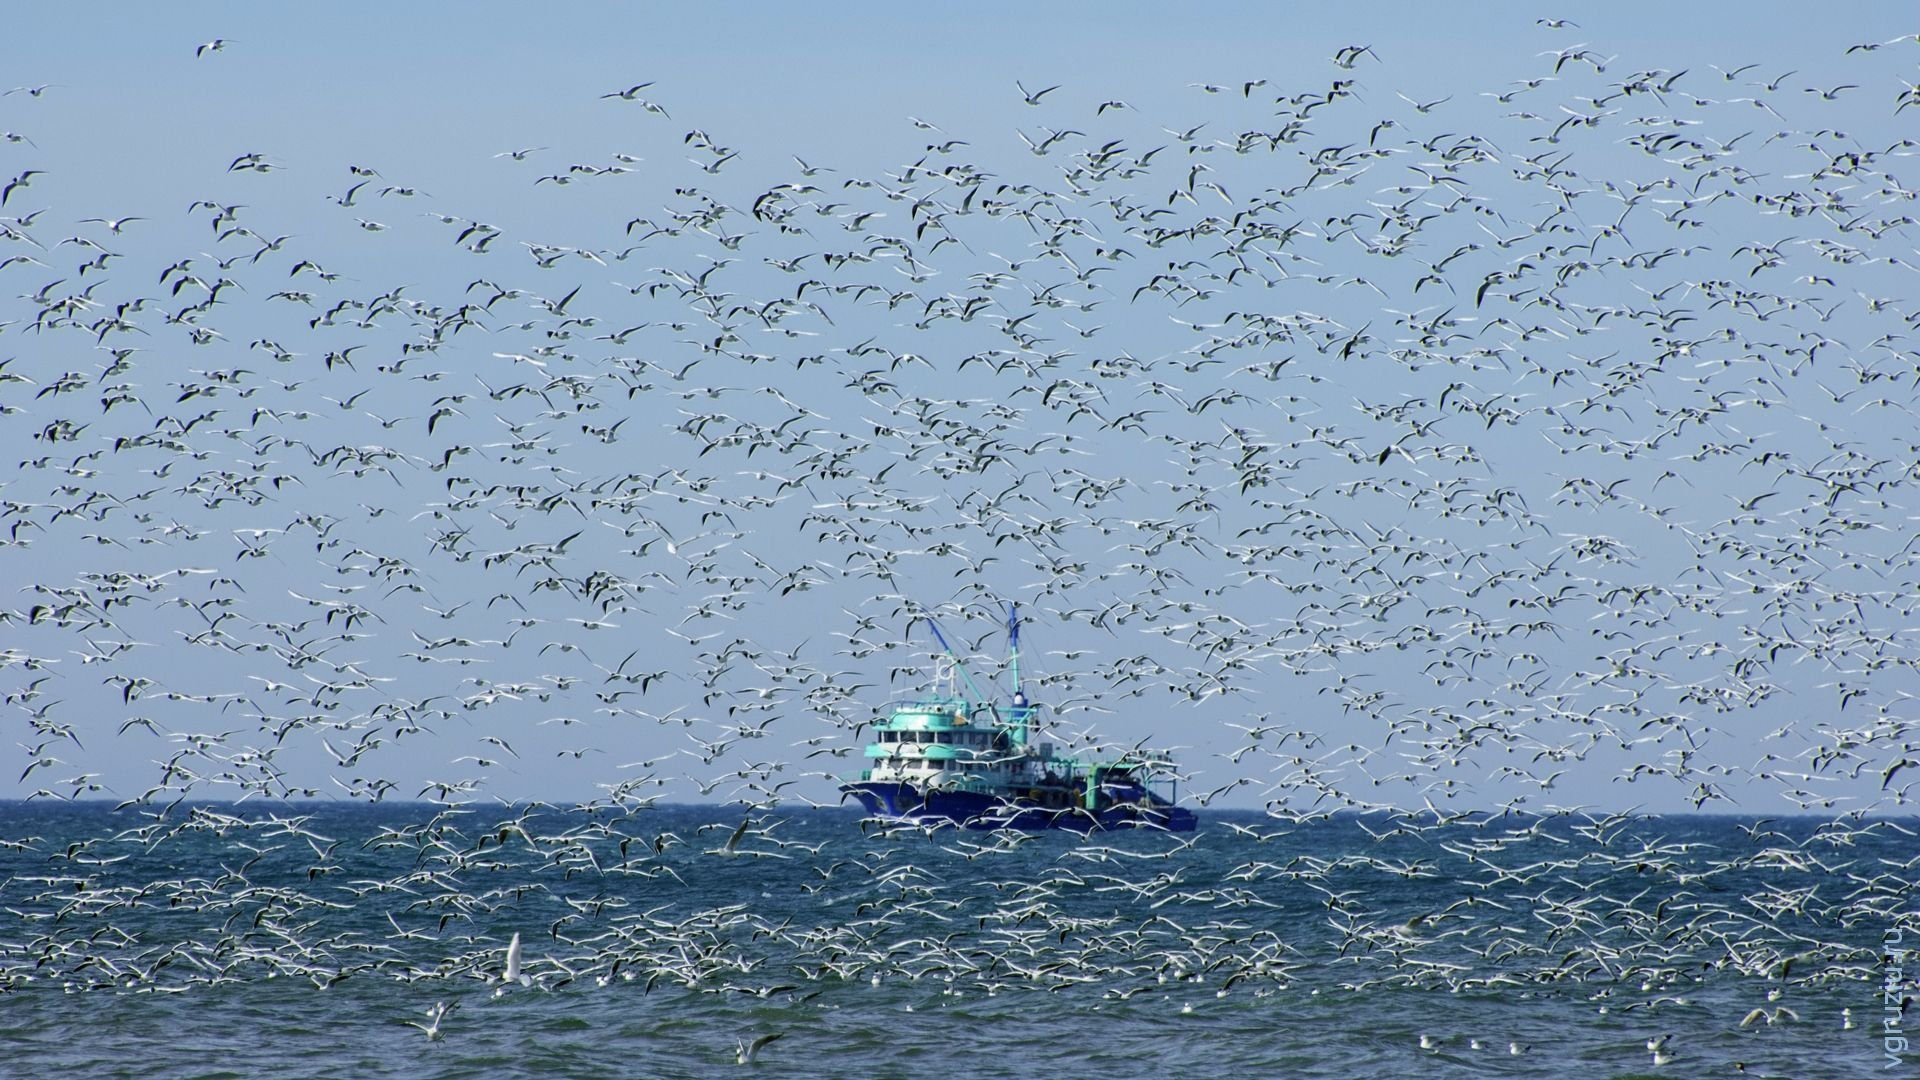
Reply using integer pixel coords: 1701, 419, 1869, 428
0, 803, 1901, 1079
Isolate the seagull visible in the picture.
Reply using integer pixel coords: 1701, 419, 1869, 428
78, 216, 145, 233
195, 39, 232, 57
406, 1001, 455, 1040
1395, 91, 1452, 114
735, 1033, 783, 1064
1017, 80, 1060, 106
502, 931, 530, 987
2, 170, 45, 207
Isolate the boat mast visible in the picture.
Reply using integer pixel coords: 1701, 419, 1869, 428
1005, 603, 1033, 748
925, 620, 995, 713
1006, 602, 1021, 702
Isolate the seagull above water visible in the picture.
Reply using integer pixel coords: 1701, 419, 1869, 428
502, 931, 530, 987
736, 1033, 783, 1064
406, 1001, 455, 1040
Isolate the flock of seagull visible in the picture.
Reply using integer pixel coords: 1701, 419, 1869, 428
1, 802, 1904, 1072
1, 19, 1918, 1071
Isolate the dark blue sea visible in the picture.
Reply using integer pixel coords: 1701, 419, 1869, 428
0, 803, 1907, 1078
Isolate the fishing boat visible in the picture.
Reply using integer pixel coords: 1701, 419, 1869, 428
840, 607, 1197, 831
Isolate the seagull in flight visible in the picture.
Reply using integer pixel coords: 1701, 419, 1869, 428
406, 1001, 455, 1040
2, 170, 45, 207
78, 216, 145, 233
1396, 91, 1452, 113
502, 931, 531, 987
736, 1033, 783, 1064
1017, 80, 1060, 106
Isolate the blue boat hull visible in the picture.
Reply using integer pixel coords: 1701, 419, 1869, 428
841, 781, 1197, 832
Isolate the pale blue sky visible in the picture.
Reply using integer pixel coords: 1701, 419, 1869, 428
4, 5, 1919, 814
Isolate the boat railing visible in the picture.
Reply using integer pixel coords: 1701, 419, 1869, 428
891, 693, 972, 708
